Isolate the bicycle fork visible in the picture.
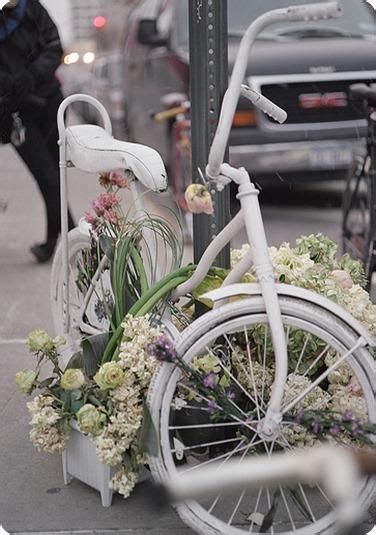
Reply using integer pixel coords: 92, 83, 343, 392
234, 166, 288, 439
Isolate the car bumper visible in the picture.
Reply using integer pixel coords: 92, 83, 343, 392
229, 139, 365, 175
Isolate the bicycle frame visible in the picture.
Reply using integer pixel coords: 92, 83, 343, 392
172, 2, 343, 438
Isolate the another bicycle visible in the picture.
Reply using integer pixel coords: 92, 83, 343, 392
146, 3, 376, 534
342, 83, 376, 292
51, 94, 182, 356
163, 445, 376, 535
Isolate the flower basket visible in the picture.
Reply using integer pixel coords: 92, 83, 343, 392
62, 420, 118, 507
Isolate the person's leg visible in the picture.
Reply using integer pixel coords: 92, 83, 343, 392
40, 90, 75, 232
14, 121, 61, 261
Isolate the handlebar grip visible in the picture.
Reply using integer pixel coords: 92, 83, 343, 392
151, 106, 186, 123
286, 1, 342, 21
240, 85, 287, 124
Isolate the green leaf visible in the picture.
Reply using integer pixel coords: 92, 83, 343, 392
38, 377, 55, 389
82, 333, 109, 378
138, 401, 159, 457
99, 235, 115, 262
65, 351, 84, 370
70, 397, 85, 414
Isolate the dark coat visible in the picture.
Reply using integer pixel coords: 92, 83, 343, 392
0, 0, 63, 141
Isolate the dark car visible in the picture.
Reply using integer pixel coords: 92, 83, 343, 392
122, 0, 376, 183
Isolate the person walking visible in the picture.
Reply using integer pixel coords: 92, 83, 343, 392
0, 0, 74, 262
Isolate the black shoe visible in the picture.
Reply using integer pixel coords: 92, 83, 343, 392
30, 240, 57, 263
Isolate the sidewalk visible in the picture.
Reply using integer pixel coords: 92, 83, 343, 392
0, 145, 193, 534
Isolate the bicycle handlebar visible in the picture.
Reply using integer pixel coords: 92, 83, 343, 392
206, 1, 342, 179
240, 85, 287, 124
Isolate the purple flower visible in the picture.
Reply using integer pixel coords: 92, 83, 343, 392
311, 420, 321, 434
343, 410, 354, 422
294, 411, 305, 424
202, 372, 217, 389
227, 389, 236, 401
145, 335, 177, 362
207, 399, 218, 413
351, 418, 361, 436
329, 424, 341, 435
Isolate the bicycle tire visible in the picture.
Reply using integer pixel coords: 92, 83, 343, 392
148, 296, 375, 535
50, 228, 112, 348
342, 153, 376, 291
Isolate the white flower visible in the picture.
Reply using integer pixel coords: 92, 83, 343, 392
30, 406, 61, 427
269, 243, 314, 284
283, 373, 330, 413
60, 369, 85, 391
330, 269, 353, 289
110, 467, 137, 498
230, 244, 250, 267
29, 425, 70, 453
15, 369, 38, 394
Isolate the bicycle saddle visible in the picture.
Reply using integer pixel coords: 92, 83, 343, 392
65, 124, 168, 192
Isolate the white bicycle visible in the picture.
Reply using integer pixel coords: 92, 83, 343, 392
145, 2, 376, 534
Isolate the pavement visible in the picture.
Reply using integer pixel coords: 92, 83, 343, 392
0, 144, 193, 535
0, 143, 374, 535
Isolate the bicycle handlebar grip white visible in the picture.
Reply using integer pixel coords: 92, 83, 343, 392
240, 85, 287, 124
286, 1, 342, 21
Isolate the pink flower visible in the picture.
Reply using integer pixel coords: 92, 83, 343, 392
84, 212, 98, 226
109, 171, 129, 189
92, 193, 120, 216
345, 376, 362, 395
103, 209, 118, 225
330, 269, 353, 289
185, 184, 214, 215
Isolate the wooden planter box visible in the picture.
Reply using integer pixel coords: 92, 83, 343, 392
62, 420, 116, 507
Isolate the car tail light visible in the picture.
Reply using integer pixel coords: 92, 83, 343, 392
232, 109, 257, 127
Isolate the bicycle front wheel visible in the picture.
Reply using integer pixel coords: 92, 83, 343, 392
148, 296, 375, 535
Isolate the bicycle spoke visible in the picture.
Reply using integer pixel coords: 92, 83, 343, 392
282, 338, 365, 414
302, 343, 330, 378
181, 441, 266, 473
248, 486, 263, 534
294, 332, 312, 374
208, 439, 248, 513
210, 341, 266, 416
169, 421, 243, 431
279, 484, 297, 531
172, 435, 243, 454
244, 328, 262, 421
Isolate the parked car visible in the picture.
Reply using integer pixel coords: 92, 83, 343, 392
122, 0, 376, 183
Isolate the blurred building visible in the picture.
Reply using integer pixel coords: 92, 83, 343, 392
69, 0, 133, 46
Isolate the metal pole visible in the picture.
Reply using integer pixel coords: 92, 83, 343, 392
189, 0, 230, 268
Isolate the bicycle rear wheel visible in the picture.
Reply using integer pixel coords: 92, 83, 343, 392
342, 154, 376, 290
50, 228, 113, 349
148, 296, 375, 535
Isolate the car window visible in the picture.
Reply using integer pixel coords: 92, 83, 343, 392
175, 0, 375, 46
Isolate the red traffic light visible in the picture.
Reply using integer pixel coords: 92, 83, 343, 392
93, 15, 107, 29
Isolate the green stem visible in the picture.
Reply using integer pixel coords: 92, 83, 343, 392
133, 276, 188, 317
129, 242, 148, 296
128, 264, 195, 317
101, 264, 196, 363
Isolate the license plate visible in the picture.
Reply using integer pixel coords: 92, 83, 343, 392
308, 145, 353, 169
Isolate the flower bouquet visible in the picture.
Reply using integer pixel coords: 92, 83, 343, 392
16, 171, 376, 509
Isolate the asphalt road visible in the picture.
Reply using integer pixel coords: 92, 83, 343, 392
0, 143, 374, 534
